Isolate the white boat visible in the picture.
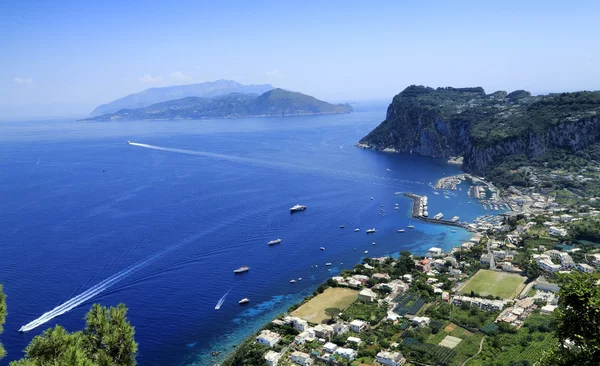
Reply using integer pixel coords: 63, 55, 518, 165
268, 238, 282, 245
298, 278, 302, 281
433, 212, 444, 220
407, 225, 415, 229
326, 263, 332, 266
239, 298, 250, 304
366, 228, 376, 234
340, 225, 344, 228
394, 206, 399, 210
364, 250, 368, 254
354, 228, 360, 232
397, 229, 405, 233
451, 230, 456, 233
290, 279, 296, 283
320, 247, 325, 251
370, 197, 374, 200
289, 204, 307, 212
451, 216, 460, 222
434, 191, 440, 195
372, 242, 376, 245
233, 266, 249, 273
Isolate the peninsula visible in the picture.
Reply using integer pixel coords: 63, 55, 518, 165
81, 89, 353, 122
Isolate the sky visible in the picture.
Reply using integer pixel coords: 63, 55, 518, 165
1, 0, 599, 118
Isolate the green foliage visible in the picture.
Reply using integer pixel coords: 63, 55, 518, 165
221, 338, 269, 366
568, 219, 600, 243
540, 272, 600, 365
10, 303, 137, 366
425, 303, 497, 329
339, 301, 387, 325
0, 285, 6, 359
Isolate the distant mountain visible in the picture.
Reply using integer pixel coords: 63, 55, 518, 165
89, 80, 273, 116
81, 89, 353, 121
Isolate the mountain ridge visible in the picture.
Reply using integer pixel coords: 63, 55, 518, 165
89, 80, 273, 116
81, 88, 353, 121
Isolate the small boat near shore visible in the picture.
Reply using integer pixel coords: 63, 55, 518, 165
268, 238, 281, 245
233, 266, 249, 273
239, 298, 250, 304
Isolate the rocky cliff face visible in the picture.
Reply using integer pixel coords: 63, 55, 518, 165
359, 86, 600, 175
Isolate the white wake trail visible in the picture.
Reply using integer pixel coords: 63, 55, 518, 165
214, 290, 230, 310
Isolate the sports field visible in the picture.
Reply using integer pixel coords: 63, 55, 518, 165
291, 287, 358, 324
460, 269, 526, 299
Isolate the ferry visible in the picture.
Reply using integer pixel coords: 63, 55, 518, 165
366, 228, 376, 234
397, 229, 405, 233
433, 213, 444, 220
268, 238, 282, 245
290, 204, 307, 212
233, 266, 249, 273
239, 298, 250, 304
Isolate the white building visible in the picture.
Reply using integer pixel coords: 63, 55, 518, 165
335, 347, 356, 361
411, 316, 431, 327
313, 324, 334, 339
548, 226, 568, 237
541, 304, 558, 314
332, 323, 349, 335
256, 330, 281, 348
290, 351, 313, 366
538, 257, 561, 273
577, 263, 595, 273
350, 319, 368, 333
323, 342, 338, 353
376, 351, 406, 366
265, 351, 282, 366
347, 336, 362, 346
358, 288, 378, 302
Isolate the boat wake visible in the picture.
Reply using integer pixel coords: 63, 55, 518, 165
215, 290, 230, 310
127, 142, 424, 187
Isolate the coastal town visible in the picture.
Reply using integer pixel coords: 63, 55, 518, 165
223, 169, 600, 366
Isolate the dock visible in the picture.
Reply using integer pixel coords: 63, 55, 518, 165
403, 193, 471, 229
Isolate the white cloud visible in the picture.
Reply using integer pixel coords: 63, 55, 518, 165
265, 69, 284, 79
13, 77, 33, 85
170, 71, 191, 81
137, 74, 163, 84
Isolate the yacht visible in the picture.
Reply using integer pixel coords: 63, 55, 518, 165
298, 278, 302, 281
289, 204, 307, 212
233, 266, 249, 274
394, 206, 399, 210
407, 225, 415, 229
354, 228, 360, 232
268, 238, 282, 245
366, 228, 376, 234
451, 216, 460, 222
326, 263, 332, 266
372, 242, 376, 245
433, 212, 444, 220
320, 247, 325, 251
364, 250, 368, 254
239, 298, 250, 304
397, 229, 405, 233
290, 279, 296, 283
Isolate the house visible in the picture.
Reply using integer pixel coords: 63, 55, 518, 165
332, 323, 349, 335
560, 214, 574, 222
358, 288, 378, 302
331, 276, 346, 284
452, 296, 505, 311
411, 316, 430, 327
348, 279, 362, 288
265, 351, 282, 366
293, 318, 309, 332
442, 291, 450, 302
432, 258, 446, 270
349, 319, 368, 333
313, 324, 334, 339
538, 257, 561, 273
535, 280, 560, 293
347, 336, 362, 346
335, 347, 356, 361
256, 330, 281, 348
480, 253, 494, 265
351, 274, 370, 284
372, 273, 391, 281
402, 274, 413, 282
323, 342, 338, 353
577, 263, 595, 273
427, 247, 443, 257
549, 226, 568, 237
290, 351, 313, 366
416, 259, 430, 273
449, 268, 462, 276
591, 254, 600, 267
294, 329, 315, 345
376, 351, 406, 366
541, 304, 558, 314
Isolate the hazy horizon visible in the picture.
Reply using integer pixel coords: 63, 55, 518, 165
2, 0, 599, 119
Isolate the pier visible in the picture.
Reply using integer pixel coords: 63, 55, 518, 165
403, 192, 471, 229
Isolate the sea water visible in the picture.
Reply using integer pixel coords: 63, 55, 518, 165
0, 109, 486, 365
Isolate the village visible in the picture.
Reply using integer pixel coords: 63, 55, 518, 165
225, 174, 600, 366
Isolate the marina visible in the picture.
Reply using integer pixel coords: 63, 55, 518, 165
403, 193, 471, 230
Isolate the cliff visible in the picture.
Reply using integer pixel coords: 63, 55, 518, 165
359, 86, 600, 175
81, 89, 353, 121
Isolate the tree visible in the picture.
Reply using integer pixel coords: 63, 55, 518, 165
541, 272, 600, 365
0, 285, 6, 359
10, 303, 137, 366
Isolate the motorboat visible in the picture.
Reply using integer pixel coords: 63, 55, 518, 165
397, 229, 405, 233
366, 228, 376, 234
289, 204, 307, 212
268, 238, 282, 245
233, 266, 249, 273
239, 298, 250, 304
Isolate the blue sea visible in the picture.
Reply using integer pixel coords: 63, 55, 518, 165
0, 108, 486, 365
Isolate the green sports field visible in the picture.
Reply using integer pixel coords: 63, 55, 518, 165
460, 269, 526, 299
